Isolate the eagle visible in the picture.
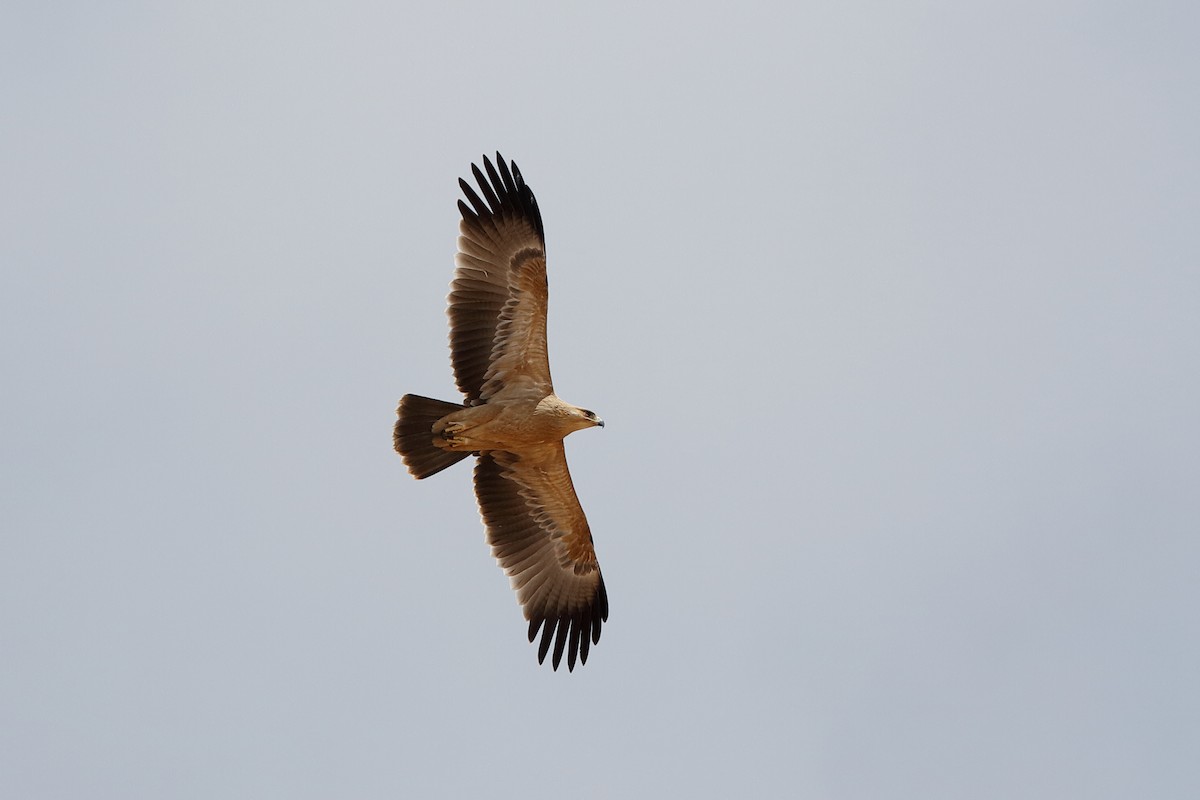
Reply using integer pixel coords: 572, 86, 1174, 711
394, 153, 608, 672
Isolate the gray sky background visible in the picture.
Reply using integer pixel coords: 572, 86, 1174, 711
3, 2, 1198, 798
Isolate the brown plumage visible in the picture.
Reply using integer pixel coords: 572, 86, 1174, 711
394, 153, 607, 672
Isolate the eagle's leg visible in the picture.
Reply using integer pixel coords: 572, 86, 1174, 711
431, 420, 467, 449
433, 405, 501, 450
440, 421, 478, 444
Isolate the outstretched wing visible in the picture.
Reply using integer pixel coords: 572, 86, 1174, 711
449, 153, 552, 405
473, 446, 608, 671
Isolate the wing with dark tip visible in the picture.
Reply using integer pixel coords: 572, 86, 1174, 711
473, 447, 608, 671
449, 153, 551, 404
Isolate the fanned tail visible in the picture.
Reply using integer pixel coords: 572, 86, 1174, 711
394, 394, 471, 479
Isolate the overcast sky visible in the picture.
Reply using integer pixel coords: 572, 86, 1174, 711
3, 2, 1198, 798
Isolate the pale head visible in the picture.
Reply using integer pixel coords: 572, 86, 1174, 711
536, 395, 605, 436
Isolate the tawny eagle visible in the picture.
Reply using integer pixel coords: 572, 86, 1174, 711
394, 153, 607, 671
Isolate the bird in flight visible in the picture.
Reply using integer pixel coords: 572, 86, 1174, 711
394, 153, 608, 671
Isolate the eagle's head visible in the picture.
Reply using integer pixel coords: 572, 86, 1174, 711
580, 408, 605, 429
538, 395, 605, 435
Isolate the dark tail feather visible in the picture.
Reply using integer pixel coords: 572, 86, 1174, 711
394, 394, 471, 479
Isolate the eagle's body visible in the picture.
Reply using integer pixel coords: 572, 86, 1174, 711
394, 154, 607, 672
436, 393, 599, 452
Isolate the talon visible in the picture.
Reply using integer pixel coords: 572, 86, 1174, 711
440, 421, 466, 441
